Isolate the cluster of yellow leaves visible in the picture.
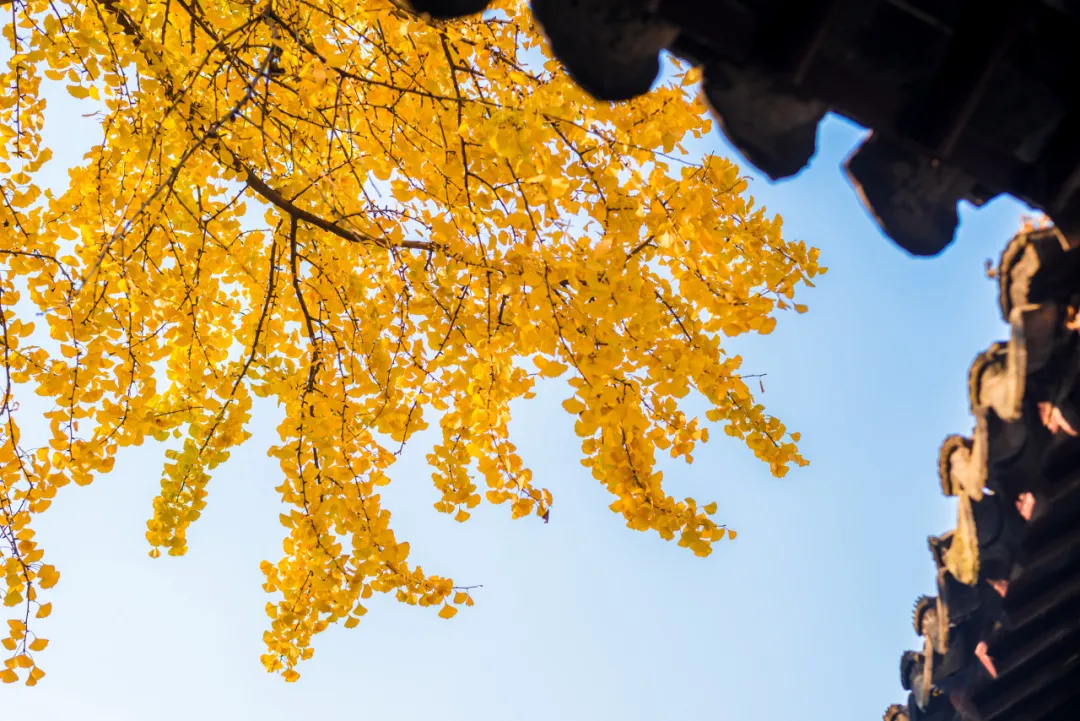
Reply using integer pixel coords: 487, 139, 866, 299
0, 0, 824, 683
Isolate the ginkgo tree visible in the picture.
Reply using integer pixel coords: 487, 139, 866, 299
0, 0, 824, 685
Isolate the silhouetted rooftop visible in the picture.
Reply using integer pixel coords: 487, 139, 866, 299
411, 0, 1080, 257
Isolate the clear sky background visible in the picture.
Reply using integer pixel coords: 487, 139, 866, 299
3, 83, 1027, 719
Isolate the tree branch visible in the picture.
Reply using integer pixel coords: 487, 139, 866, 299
241, 163, 434, 252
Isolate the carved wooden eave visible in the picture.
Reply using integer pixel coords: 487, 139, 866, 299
886, 225, 1080, 721
408, 0, 1080, 258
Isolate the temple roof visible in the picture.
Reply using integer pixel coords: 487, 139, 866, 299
410, 0, 1080, 257
879, 226, 1080, 720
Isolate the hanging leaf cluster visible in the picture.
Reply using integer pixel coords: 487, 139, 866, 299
0, 0, 824, 683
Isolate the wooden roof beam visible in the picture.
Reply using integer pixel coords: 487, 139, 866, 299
979, 660, 1080, 721
909, 0, 1028, 159
752, 0, 849, 84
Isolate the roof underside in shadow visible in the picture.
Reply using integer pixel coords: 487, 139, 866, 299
409, 0, 1080, 257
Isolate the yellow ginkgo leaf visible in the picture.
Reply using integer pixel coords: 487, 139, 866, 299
0, 0, 822, 684
561, 398, 586, 414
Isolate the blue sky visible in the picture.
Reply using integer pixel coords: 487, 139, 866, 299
3, 106, 1026, 719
